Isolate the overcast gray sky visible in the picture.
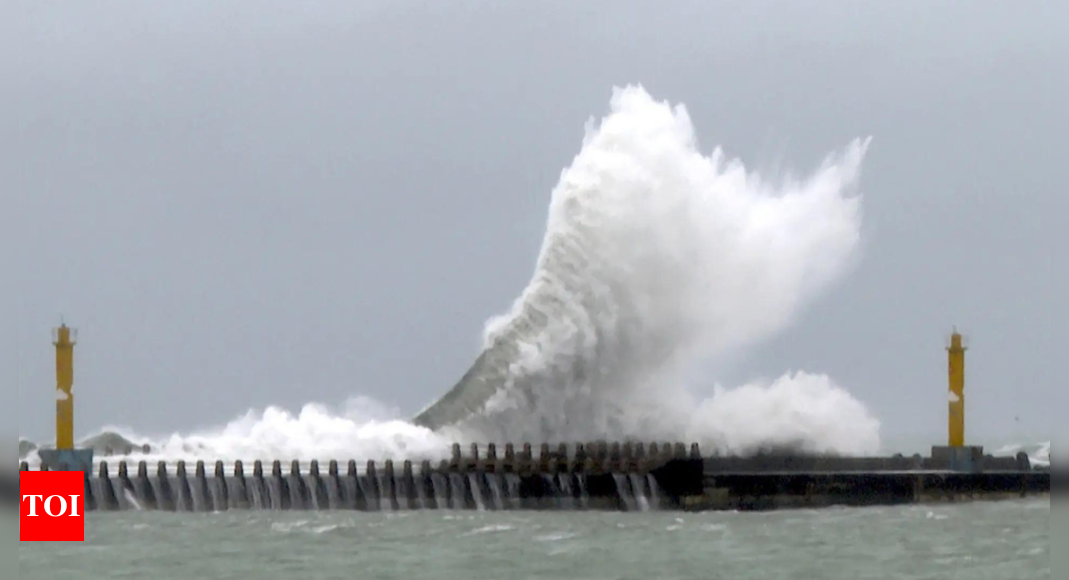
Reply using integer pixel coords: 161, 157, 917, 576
8, 1, 1063, 450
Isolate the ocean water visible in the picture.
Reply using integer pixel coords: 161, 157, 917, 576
17, 499, 1049, 580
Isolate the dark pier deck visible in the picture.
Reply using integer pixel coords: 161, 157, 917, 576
18, 442, 1050, 513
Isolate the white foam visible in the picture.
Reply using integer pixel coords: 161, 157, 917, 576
423, 85, 878, 453
24, 85, 884, 460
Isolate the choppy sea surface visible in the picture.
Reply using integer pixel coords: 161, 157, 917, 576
16, 498, 1049, 580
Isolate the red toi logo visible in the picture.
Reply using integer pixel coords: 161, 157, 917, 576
20, 471, 86, 542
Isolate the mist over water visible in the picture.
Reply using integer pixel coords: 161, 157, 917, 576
23, 86, 901, 463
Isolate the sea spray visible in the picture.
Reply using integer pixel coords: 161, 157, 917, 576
19, 85, 883, 463
417, 84, 878, 452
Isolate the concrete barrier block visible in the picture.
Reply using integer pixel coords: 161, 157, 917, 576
575, 443, 587, 463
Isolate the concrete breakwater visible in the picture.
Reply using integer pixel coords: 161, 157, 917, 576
17, 442, 1051, 513
19, 442, 695, 513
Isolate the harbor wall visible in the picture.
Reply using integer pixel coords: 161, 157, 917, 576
16, 442, 1049, 513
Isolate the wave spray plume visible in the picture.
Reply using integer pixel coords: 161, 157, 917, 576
21, 85, 885, 464
418, 85, 878, 453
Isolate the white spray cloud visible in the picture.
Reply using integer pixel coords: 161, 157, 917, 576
419, 84, 879, 453
23, 85, 889, 463
686, 372, 882, 456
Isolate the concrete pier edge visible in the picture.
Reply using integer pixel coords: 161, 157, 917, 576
20, 441, 1049, 513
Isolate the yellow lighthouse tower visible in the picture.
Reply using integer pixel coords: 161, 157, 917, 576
39, 322, 94, 473
932, 327, 983, 472
55, 323, 76, 450
947, 329, 966, 447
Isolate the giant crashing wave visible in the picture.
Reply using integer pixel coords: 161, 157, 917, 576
414, 85, 877, 450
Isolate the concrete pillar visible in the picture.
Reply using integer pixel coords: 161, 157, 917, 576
175, 460, 187, 490
690, 443, 701, 459
289, 460, 305, 510
98, 461, 118, 511
383, 460, 397, 510
347, 460, 363, 511
266, 463, 284, 508
118, 462, 133, 505
215, 461, 230, 511
266, 461, 284, 510
308, 460, 325, 510
487, 443, 498, 462
137, 461, 157, 509
251, 461, 266, 510
504, 443, 515, 463
231, 460, 249, 509
451, 443, 462, 467
420, 460, 434, 508
574, 443, 587, 466
674, 443, 687, 459
402, 460, 416, 508
557, 443, 570, 473
19, 462, 28, 472
366, 461, 379, 509
156, 461, 175, 511
83, 470, 96, 512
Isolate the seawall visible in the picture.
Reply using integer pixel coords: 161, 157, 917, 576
17, 442, 1050, 513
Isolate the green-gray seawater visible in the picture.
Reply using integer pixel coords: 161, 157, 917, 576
18, 499, 1050, 579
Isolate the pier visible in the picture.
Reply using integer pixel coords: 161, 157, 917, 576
18, 442, 1049, 513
